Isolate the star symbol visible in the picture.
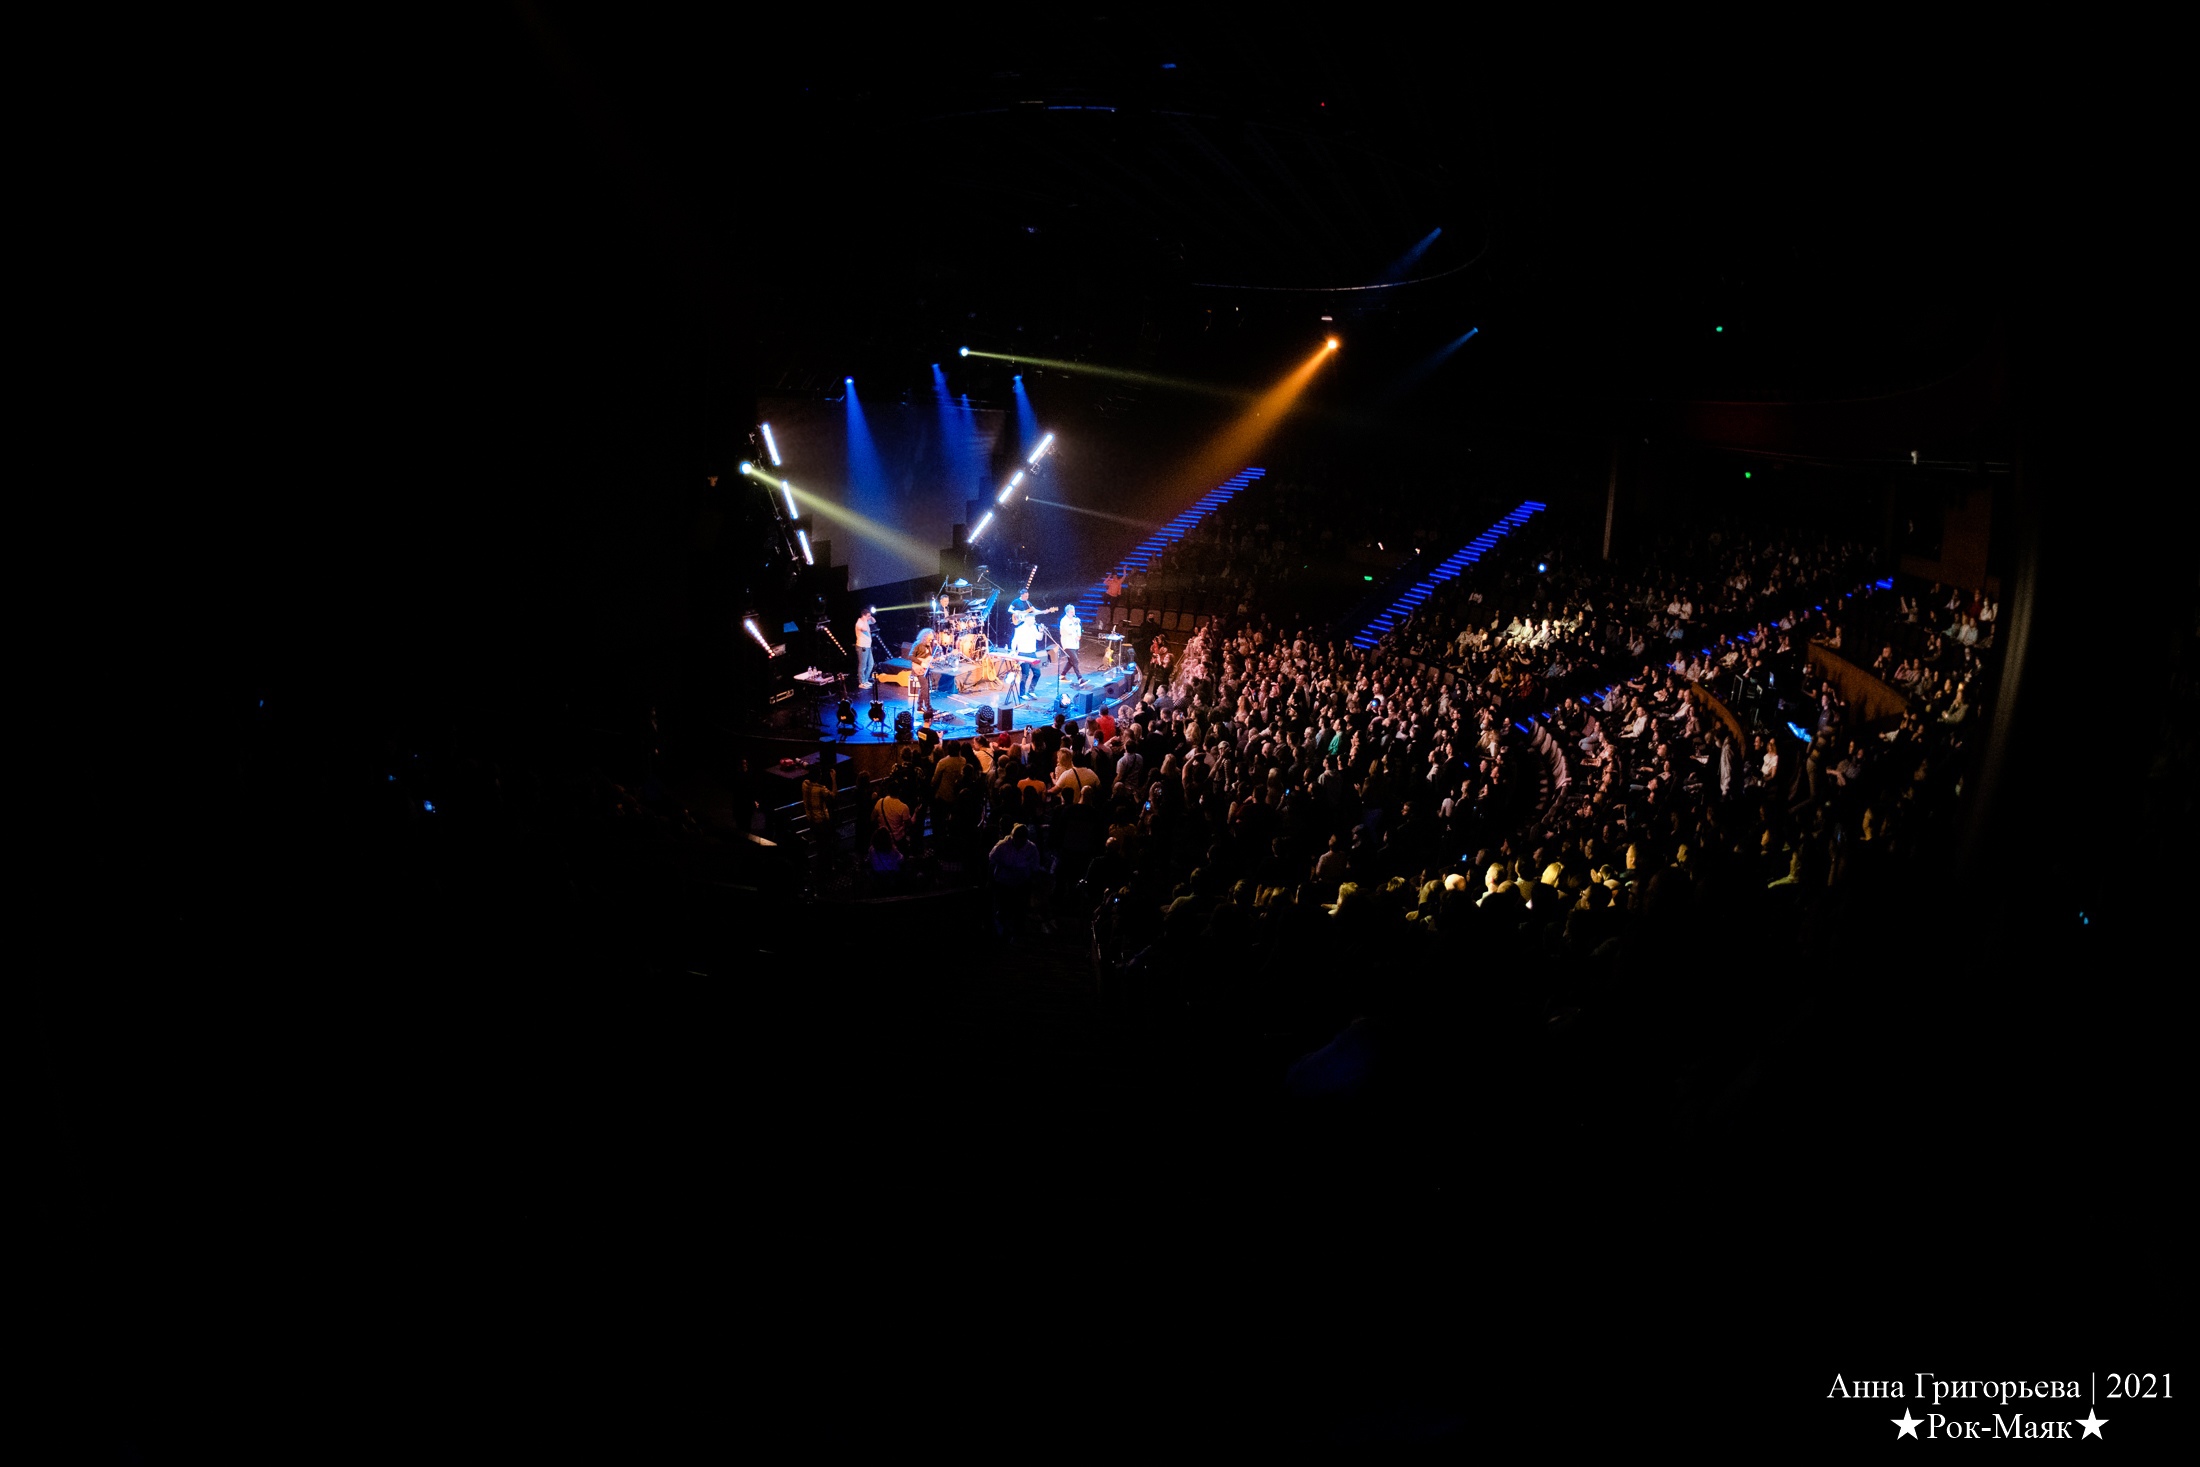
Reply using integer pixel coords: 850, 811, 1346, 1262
1894, 1409, 1923, 1439
2076, 1409, 2106, 1439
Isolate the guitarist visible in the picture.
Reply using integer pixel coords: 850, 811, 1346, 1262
1007, 587, 1058, 702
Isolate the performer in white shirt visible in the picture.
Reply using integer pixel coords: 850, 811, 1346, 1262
1057, 605, 1085, 685
1009, 607, 1043, 700
854, 606, 877, 688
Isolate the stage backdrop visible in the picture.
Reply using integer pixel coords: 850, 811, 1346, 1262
760, 393, 1006, 593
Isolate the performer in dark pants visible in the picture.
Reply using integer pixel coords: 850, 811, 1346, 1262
910, 629, 937, 717
1012, 617, 1043, 699
1008, 592, 1056, 700
1057, 605, 1085, 685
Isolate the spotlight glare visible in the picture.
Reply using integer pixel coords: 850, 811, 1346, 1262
971, 510, 995, 542
959, 346, 969, 356
781, 484, 798, 516
760, 423, 781, 466
797, 529, 814, 565
1326, 337, 1340, 350
1027, 431, 1055, 464
738, 461, 752, 475
1010, 470, 1025, 487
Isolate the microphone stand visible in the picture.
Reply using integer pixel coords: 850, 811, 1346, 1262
1037, 621, 1065, 710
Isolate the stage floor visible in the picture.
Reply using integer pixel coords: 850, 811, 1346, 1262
810, 654, 1141, 739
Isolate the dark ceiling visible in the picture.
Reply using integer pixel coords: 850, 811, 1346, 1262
403, 11, 2037, 418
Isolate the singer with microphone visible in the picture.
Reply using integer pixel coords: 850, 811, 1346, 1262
1057, 603, 1085, 686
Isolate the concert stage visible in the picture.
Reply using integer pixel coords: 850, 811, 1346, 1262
807, 647, 1143, 740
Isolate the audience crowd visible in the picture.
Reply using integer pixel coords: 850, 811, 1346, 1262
813, 488, 2001, 1123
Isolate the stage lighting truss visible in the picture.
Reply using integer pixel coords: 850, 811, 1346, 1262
740, 453, 811, 568
742, 616, 786, 658
995, 430, 1057, 505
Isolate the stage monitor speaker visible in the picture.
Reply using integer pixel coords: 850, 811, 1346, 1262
998, 705, 1014, 731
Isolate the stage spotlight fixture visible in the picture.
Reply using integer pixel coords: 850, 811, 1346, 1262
1536, 561, 1549, 573
780, 483, 798, 516
1027, 432, 1055, 464
738, 462, 752, 475
797, 529, 814, 565
971, 510, 995, 542
960, 346, 969, 356
742, 617, 776, 654
760, 424, 781, 466
1010, 470, 1025, 487
1325, 338, 1340, 350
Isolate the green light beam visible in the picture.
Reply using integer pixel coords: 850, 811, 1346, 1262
1024, 497, 1164, 530
960, 349, 1252, 402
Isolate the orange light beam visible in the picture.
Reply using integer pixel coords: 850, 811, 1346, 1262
1159, 341, 1339, 502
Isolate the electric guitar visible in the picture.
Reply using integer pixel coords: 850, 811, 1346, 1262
1009, 566, 1056, 627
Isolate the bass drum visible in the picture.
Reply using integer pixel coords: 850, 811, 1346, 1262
956, 632, 985, 660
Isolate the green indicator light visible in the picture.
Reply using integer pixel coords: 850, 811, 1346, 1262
1744, 471, 1753, 479
1716, 325, 1725, 333
1363, 575, 1375, 581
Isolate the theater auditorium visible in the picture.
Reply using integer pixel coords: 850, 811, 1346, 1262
50, 16, 2184, 1459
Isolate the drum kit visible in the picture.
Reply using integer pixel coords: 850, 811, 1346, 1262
927, 574, 1007, 690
